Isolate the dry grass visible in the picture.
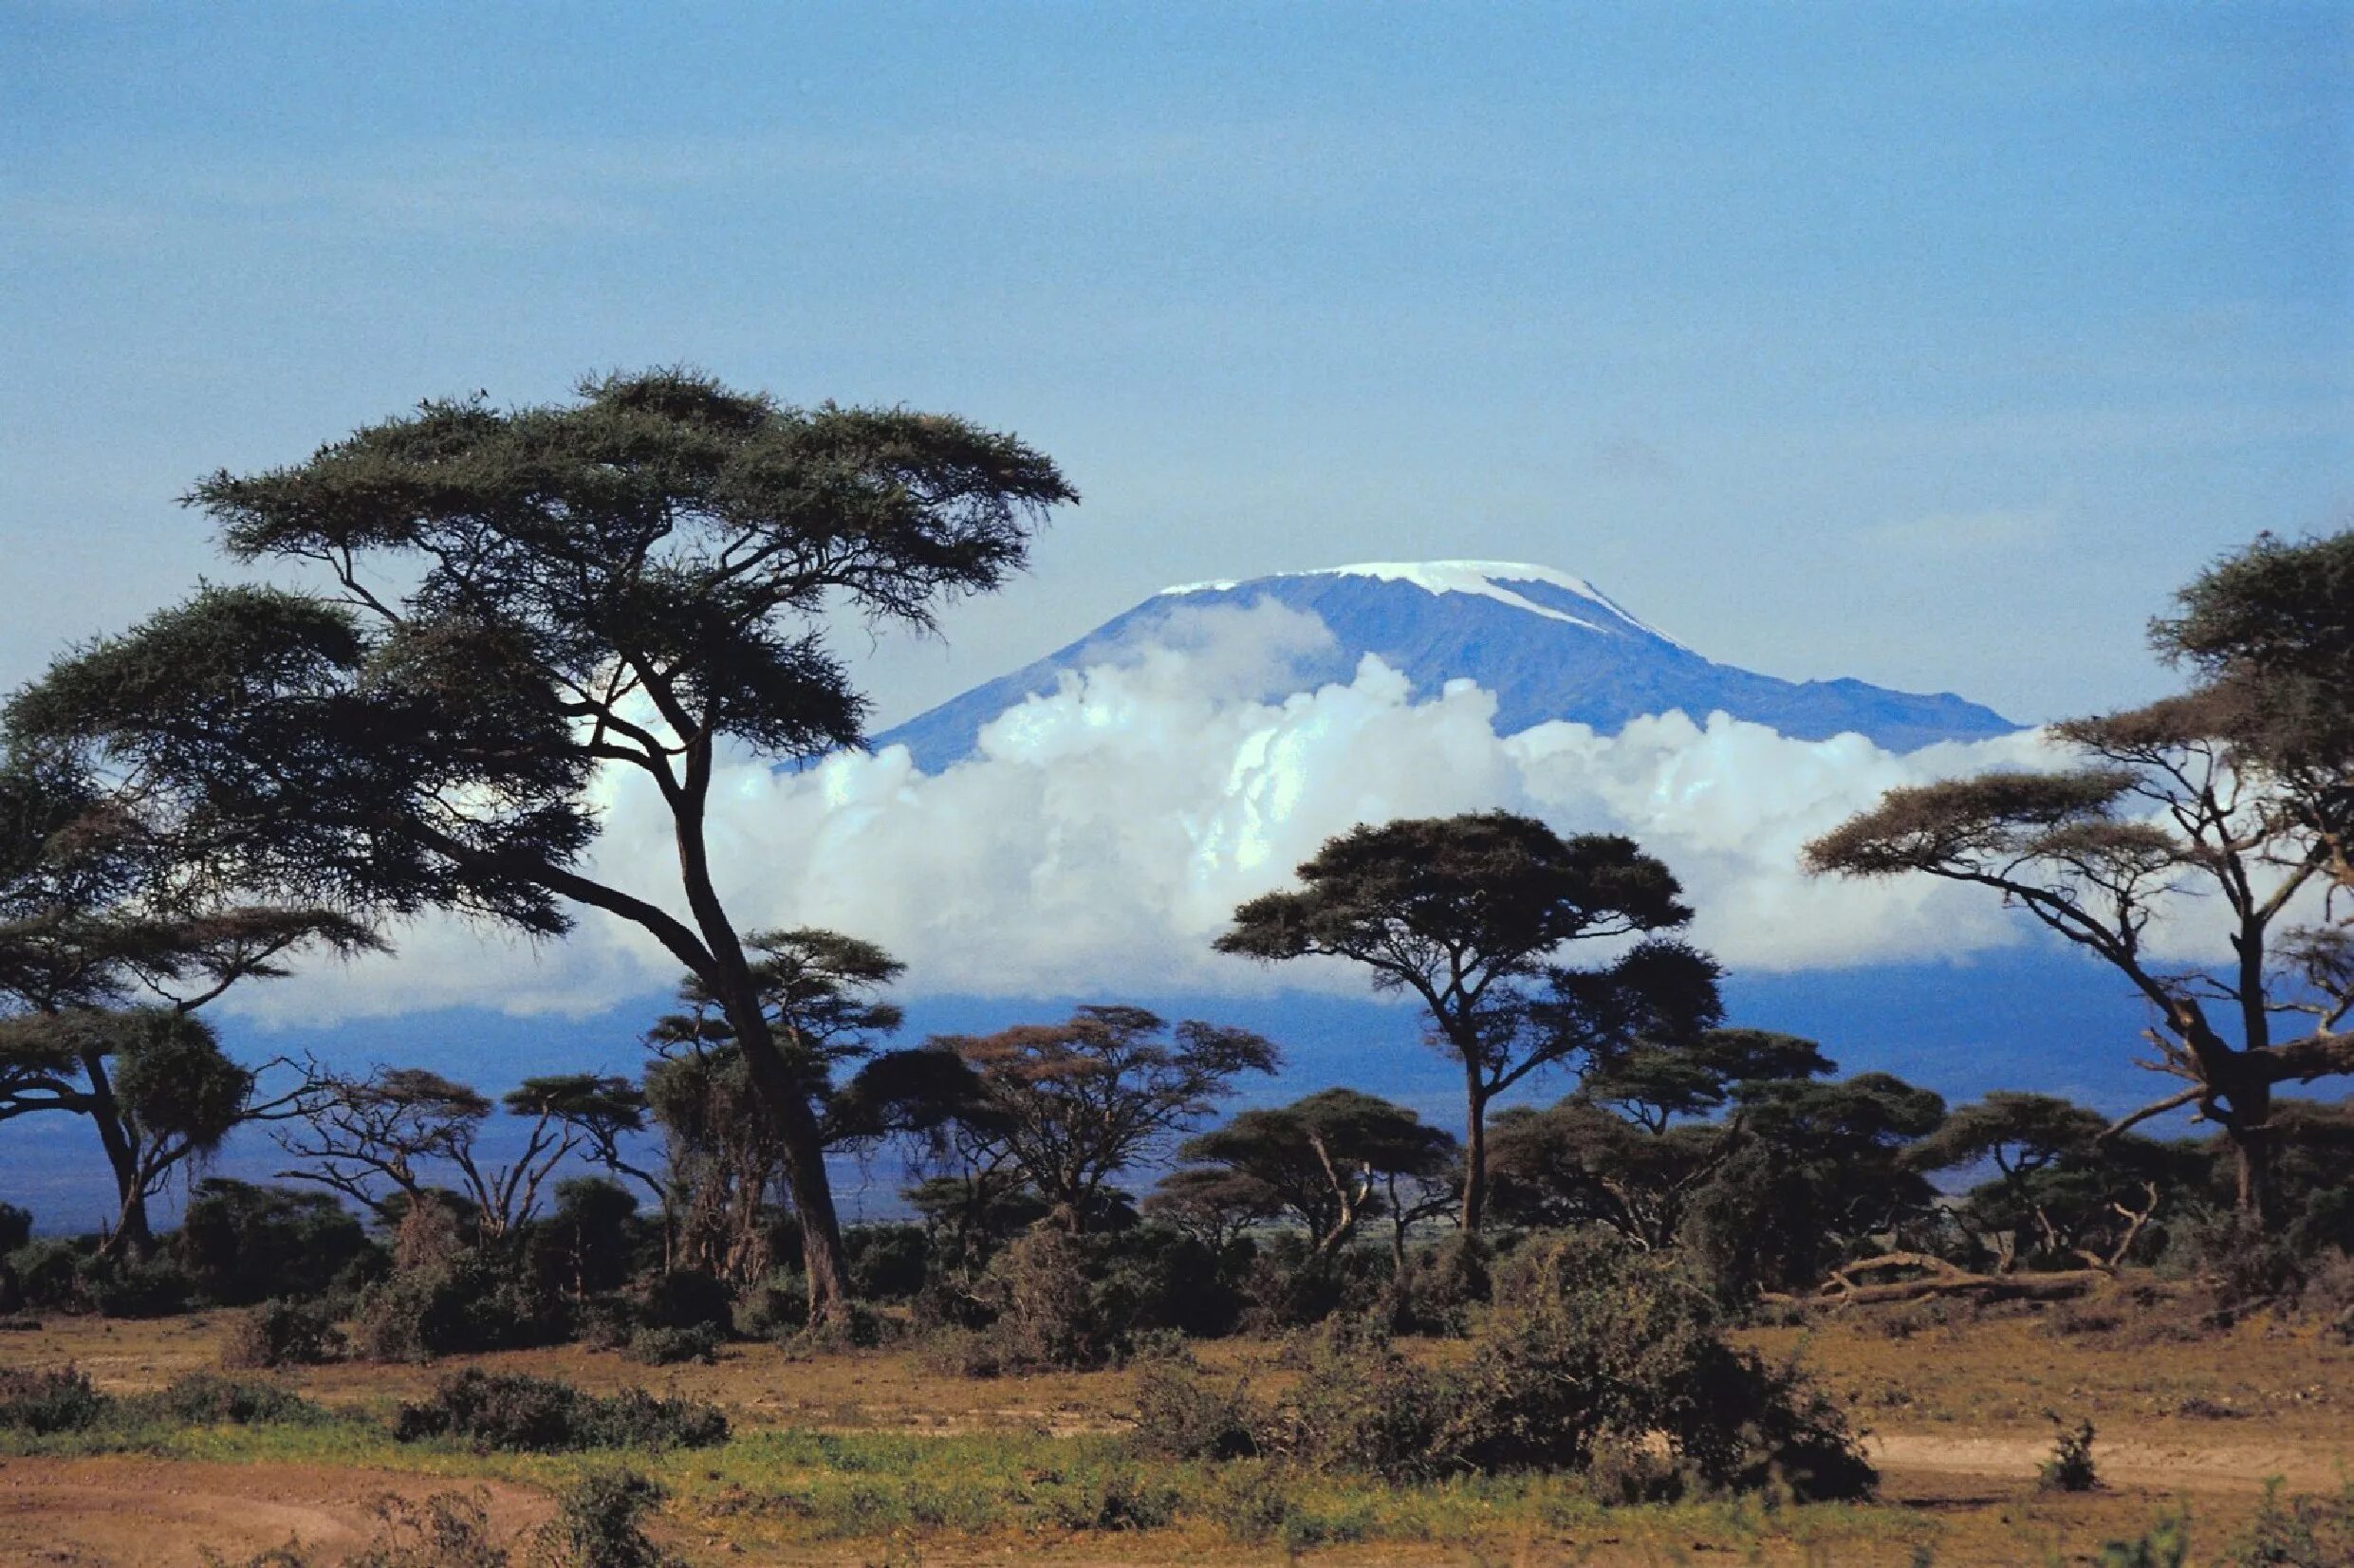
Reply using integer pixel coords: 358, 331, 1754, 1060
0, 1292, 2347, 1564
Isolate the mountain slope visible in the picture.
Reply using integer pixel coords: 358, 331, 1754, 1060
877, 562, 2017, 770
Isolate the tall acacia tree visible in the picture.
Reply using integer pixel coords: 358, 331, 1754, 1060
1806, 532, 2353, 1222
1217, 811, 1709, 1230
6, 371, 1076, 1315
0, 754, 373, 1255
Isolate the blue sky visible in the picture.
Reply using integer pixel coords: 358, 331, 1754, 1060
5, 5, 2349, 1225
4, 4, 2346, 726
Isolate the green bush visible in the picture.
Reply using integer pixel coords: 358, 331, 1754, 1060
4, 1238, 85, 1311
2039, 1415, 2098, 1492
177, 1179, 372, 1307
352, 1251, 570, 1362
733, 1271, 807, 1339
0, 1204, 30, 1254
392, 1370, 727, 1453
0, 1365, 111, 1433
1264, 1319, 1448, 1479
636, 1270, 732, 1334
80, 1251, 195, 1319
528, 1468, 684, 1568
2215, 1478, 2354, 1568
136, 1373, 324, 1427
1124, 1337, 1258, 1461
222, 1298, 343, 1370
845, 1224, 930, 1302
1437, 1233, 1873, 1499
623, 1323, 717, 1366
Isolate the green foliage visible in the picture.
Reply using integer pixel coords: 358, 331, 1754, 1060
1125, 1338, 1257, 1461
0, 1365, 110, 1433
622, 1323, 718, 1366
980, 1227, 1117, 1371
221, 1298, 342, 1369
634, 1268, 732, 1333
528, 1469, 684, 1568
0, 1203, 31, 1254
81, 1250, 195, 1319
1264, 1319, 1450, 1479
2093, 1508, 2191, 1568
135, 1373, 324, 1427
351, 1251, 570, 1362
2215, 1478, 2354, 1568
179, 1179, 374, 1307
391, 1370, 727, 1453
2037, 1415, 2098, 1492
5, 1237, 85, 1310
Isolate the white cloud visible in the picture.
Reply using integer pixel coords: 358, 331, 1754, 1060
226, 604, 2079, 1026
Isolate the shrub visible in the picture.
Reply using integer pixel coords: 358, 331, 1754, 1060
138, 1373, 323, 1427
636, 1270, 732, 1334
785, 1301, 899, 1356
0, 1365, 110, 1433
2215, 1478, 2354, 1568
1265, 1319, 1450, 1480
528, 1468, 683, 1568
0, 1203, 30, 1254
913, 1324, 1004, 1379
732, 1270, 807, 1340
1438, 1232, 1873, 1499
1239, 1234, 1386, 1332
2039, 1415, 2099, 1492
2094, 1508, 2192, 1568
845, 1224, 930, 1302
4, 1238, 86, 1312
344, 1489, 510, 1568
1125, 1339, 1258, 1461
534, 1178, 644, 1300
222, 1298, 343, 1370
352, 1251, 570, 1362
80, 1252, 195, 1319
622, 1323, 717, 1366
1385, 1233, 1490, 1337
985, 1228, 1116, 1370
177, 1179, 371, 1307
392, 1370, 728, 1453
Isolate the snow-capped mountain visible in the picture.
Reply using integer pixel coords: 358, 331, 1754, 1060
876, 561, 2016, 771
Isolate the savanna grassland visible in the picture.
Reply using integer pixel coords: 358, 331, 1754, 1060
0, 1290, 2345, 1567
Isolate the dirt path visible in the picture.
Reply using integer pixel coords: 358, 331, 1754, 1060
1871, 1428, 2350, 1495
0, 1457, 551, 1567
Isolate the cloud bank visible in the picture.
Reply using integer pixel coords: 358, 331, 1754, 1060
227, 602, 2072, 1026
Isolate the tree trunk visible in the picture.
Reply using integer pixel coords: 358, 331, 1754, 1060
726, 1003, 852, 1323
1460, 1061, 1489, 1233
82, 1052, 151, 1261
2225, 1079, 2273, 1227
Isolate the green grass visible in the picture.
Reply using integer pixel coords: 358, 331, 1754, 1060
2, 1399, 1942, 1559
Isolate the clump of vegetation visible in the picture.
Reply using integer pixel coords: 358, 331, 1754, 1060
1125, 1337, 1257, 1462
2039, 1414, 2099, 1492
621, 1323, 717, 1366
351, 1252, 570, 1362
2215, 1478, 2354, 1568
0, 1365, 110, 1434
392, 1370, 727, 1453
528, 1469, 684, 1568
136, 1373, 324, 1427
222, 1297, 343, 1369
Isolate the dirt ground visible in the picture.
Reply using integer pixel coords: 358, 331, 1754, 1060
0, 1304, 2346, 1565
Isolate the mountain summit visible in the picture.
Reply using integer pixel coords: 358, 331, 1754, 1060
875, 561, 2017, 770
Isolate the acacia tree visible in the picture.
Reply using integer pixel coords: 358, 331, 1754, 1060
276, 1064, 623, 1241
1217, 812, 1708, 1230
923, 1005, 1280, 1233
6, 371, 1076, 1316
642, 929, 905, 1286
1162, 1087, 1455, 1263
0, 754, 373, 1255
1488, 1028, 1834, 1249
1805, 532, 2354, 1220
1906, 1092, 2188, 1274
